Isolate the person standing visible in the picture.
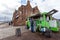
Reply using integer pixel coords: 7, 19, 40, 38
30, 18, 34, 32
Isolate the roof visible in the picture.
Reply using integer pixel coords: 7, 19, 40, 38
18, 0, 39, 11
29, 9, 58, 19
47, 9, 58, 16
29, 13, 42, 19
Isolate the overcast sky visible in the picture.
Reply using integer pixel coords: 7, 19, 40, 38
0, 0, 60, 21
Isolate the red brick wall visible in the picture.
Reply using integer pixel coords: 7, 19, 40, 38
12, 1, 40, 26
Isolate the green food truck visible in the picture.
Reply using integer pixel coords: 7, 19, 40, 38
26, 9, 59, 38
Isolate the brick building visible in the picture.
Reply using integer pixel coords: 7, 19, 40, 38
12, 0, 40, 26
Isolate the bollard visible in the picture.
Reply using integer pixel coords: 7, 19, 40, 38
16, 28, 21, 37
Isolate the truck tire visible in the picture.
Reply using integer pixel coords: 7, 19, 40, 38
44, 29, 52, 38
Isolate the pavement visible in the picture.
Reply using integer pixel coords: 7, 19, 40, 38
0, 23, 28, 39
1, 31, 60, 40
0, 23, 9, 28
0, 23, 60, 40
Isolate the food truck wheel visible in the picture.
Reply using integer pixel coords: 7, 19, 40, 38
44, 29, 52, 38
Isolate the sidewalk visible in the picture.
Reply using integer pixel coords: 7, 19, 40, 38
0, 26, 28, 39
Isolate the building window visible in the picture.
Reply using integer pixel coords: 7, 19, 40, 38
16, 15, 19, 19
26, 10, 27, 15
